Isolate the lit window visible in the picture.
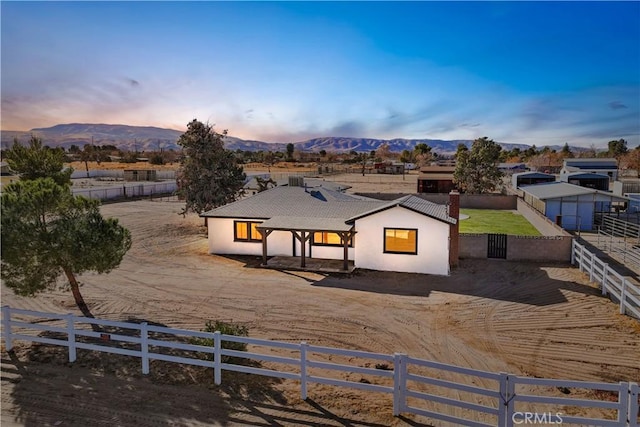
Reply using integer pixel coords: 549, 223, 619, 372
234, 221, 262, 242
312, 232, 352, 247
384, 228, 417, 254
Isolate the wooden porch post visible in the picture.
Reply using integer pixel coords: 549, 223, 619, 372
260, 229, 273, 266
300, 231, 306, 268
340, 231, 349, 271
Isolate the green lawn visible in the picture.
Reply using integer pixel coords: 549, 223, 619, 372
459, 209, 541, 236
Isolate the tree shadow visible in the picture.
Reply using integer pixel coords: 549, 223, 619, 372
227, 398, 401, 427
1, 316, 287, 426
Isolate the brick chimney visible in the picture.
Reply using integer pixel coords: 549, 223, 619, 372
448, 190, 460, 268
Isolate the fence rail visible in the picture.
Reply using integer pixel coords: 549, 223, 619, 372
71, 181, 177, 201
572, 240, 640, 319
2, 306, 639, 426
597, 216, 640, 272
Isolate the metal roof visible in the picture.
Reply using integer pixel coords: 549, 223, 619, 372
560, 172, 610, 180
201, 186, 385, 219
513, 171, 555, 179
257, 216, 353, 232
417, 173, 455, 181
347, 195, 456, 225
563, 158, 617, 168
201, 186, 456, 225
521, 182, 628, 200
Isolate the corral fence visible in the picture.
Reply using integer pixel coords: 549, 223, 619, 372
70, 170, 177, 180
597, 216, 640, 272
2, 306, 639, 426
71, 181, 178, 201
572, 240, 640, 320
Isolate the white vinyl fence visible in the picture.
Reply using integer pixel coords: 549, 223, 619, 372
2, 306, 639, 426
572, 240, 640, 319
71, 181, 177, 201
70, 170, 176, 179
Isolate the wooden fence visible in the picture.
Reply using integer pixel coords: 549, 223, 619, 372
572, 240, 640, 319
2, 306, 639, 426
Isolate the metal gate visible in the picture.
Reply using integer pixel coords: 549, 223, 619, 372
488, 234, 507, 259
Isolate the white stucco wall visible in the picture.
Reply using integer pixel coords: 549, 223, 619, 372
309, 244, 355, 260
207, 218, 292, 256
353, 206, 451, 275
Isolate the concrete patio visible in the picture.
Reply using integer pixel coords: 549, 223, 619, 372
260, 256, 356, 274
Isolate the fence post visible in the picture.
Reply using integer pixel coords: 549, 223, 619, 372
571, 240, 576, 265
629, 383, 639, 427
589, 252, 595, 282
499, 373, 515, 427
300, 341, 308, 400
602, 264, 609, 296
620, 279, 628, 315
617, 382, 630, 425
67, 313, 76, 363
214, 331, 222, 385
577, 244, 584, 272
141, 322, 149, 375
2, 306, 13, 352
393, 353, 406, 416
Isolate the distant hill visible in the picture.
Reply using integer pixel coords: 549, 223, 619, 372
1, 122, 573, 155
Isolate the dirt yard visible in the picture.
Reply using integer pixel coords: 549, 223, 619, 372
1, 199, 639, 426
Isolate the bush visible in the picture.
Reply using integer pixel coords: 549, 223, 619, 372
149, 153, 165, 165
190, 320, 249, 363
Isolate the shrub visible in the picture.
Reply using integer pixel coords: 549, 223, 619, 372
190, 320, 249, 363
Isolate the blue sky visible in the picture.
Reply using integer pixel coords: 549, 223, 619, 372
2, 1, 639, 148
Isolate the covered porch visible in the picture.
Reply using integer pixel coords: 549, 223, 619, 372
256, 216, 356, 272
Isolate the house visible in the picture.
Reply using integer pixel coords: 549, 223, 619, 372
512, 171, 556, 189
498, 162, 527, 175
561, 158, 618, 181
417, 166, 456, 193
201, 183, 459, 275
244, 175, 351, 196
521, 182, 629, 231
375, 162, 405, 174
559, 172, 609, 191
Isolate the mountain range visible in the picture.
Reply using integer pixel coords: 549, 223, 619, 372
2, 123, 546, 155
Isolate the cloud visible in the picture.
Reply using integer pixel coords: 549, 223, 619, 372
608, 101, 627, 110
327, 120, 368, 137
127, 78, 140, 87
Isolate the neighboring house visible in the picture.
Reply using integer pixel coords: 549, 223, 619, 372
521, 182, 629, 231
201, 184, 459, 275
561, 158, 618, 181
498, 162, 527, 175
417, 166, 456, 193
375, 162, 405, 174
244, 175, 351, 196
559, 172, 609, 191
512, 171, 556, 189
613, 179, 640, 196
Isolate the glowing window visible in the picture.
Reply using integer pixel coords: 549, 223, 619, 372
384, 228, 417, 254
312, 232, 352, 247
234, 221, 262, 242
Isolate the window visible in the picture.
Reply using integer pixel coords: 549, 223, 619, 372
384, 228, 417, 254
312, 232, 353, 247
234, 221, 262, 242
